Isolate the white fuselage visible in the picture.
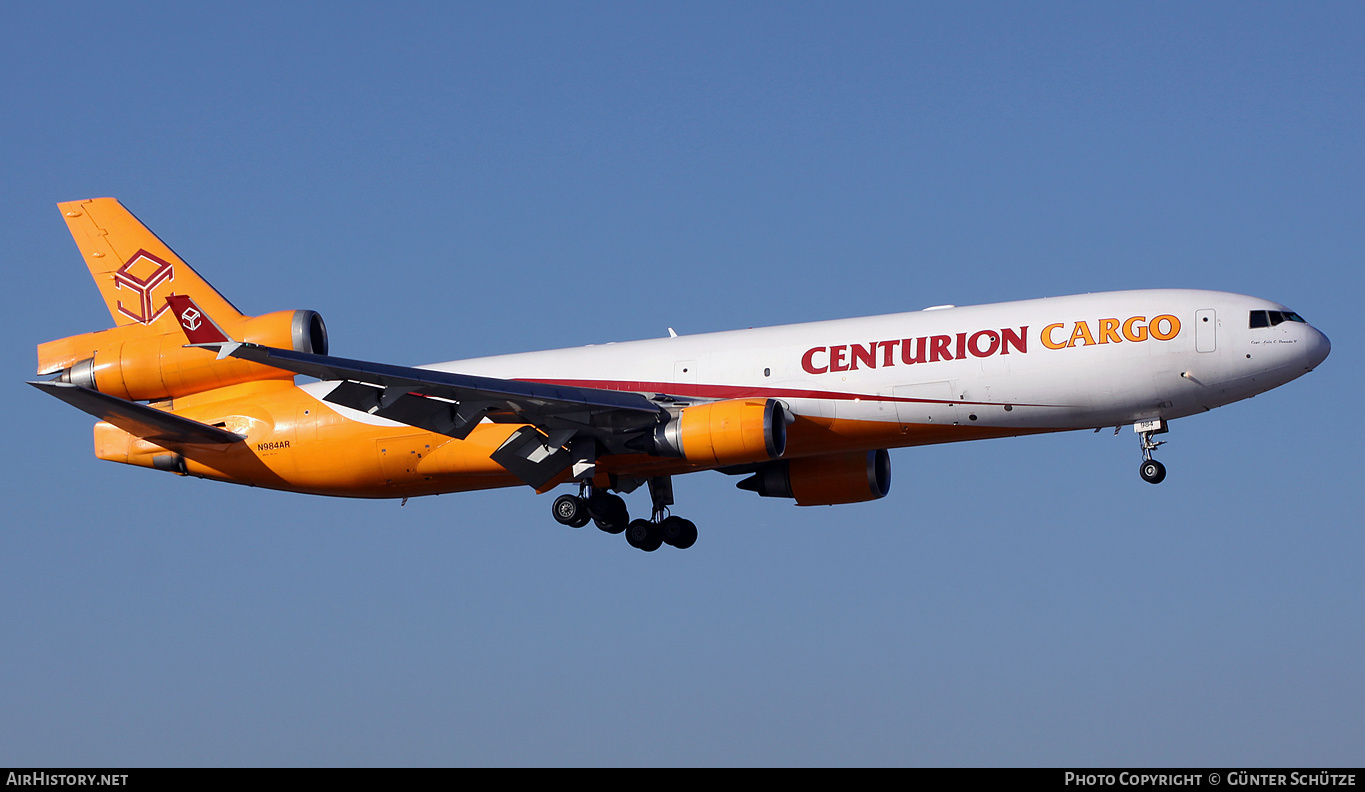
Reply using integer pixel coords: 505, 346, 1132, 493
300, 288, 1329, 465
404, 290, 1328, 442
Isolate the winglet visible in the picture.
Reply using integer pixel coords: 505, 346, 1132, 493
165, 294, 241, 360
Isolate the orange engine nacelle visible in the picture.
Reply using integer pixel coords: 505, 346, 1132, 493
652, 398, 787, 466
40, 310, 328, 402
737, 449, 891, 506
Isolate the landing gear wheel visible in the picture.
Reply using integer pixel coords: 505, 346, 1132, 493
589, 492, 630, 534
1140, 459, 1167, 484
1135, 420, 1169, 486
552, 494, 591, 527
625, 519, 663, 552
660, 516, 698, 549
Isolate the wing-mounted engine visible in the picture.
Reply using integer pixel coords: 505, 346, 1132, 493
651, 398, 788, 466
485, 397, 791, 491
39, 309, 327, 402
738, 449, 891, 506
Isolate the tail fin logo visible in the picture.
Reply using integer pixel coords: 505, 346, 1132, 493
113, 250, 175, 324
165, 294, 233, 347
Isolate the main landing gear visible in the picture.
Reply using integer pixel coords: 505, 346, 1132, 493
551, 489, 628, 532
626, 514, 698, 552
551, 477, 698, 552
1135, 418, 1168, 485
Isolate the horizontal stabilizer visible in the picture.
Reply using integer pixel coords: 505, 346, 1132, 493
29, 380, 245, 446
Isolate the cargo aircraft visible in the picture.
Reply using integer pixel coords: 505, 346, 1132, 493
32, 199, 1331, 551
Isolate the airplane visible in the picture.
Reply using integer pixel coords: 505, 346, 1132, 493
31, 198, 1331, 552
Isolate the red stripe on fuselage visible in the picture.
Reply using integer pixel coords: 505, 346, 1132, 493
512, 378, 1056, 408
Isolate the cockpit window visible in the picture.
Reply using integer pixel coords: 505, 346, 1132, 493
1250, 310, 1307, 328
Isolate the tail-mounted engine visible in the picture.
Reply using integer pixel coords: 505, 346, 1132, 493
738, 449, 891, 506
39, 309, 327, 402
652, 398, 787, 466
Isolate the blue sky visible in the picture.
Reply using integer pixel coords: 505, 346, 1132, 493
2, 3, 1361, 766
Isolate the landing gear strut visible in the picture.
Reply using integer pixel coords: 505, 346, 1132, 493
1135, 419, 1168, 484
622, 476, 695, 551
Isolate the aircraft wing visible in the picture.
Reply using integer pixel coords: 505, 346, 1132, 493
227, 341, 665, 440
226, 343, 671, 489
165, 292, 663, 436
29, 380, 245, 446
165, 293, 672, 487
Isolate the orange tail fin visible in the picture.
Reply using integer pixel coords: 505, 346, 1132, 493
58, 198, 244, 329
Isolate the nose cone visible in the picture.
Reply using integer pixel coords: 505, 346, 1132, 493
1306, 325, 1331, 369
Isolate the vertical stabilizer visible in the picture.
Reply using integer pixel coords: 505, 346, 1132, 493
58, 198, 245, 329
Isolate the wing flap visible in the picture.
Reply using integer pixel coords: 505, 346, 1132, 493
324, 380, 493, 439
489, 426, 574, 490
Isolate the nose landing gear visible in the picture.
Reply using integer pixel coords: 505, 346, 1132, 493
1135, 418, 1168, 484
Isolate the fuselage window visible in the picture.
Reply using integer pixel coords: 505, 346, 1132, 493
1250, 310, 1269, 328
